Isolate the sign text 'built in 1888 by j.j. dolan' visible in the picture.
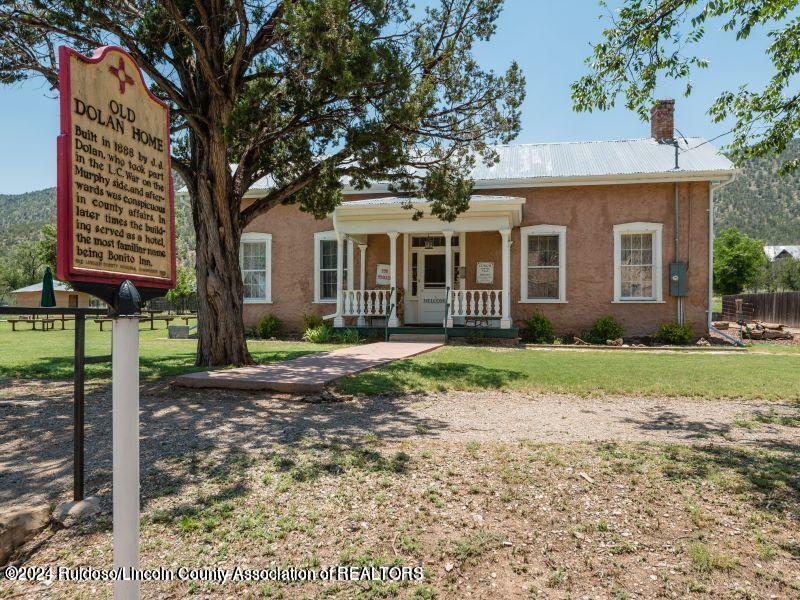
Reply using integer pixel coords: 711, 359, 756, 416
57, 45, 175, 290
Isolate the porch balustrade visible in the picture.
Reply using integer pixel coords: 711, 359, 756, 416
449, 289, 503, 320
341, 289, 392, 318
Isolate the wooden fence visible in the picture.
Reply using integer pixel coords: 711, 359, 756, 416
721, 291, 800, 327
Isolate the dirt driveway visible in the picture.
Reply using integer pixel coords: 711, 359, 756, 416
1, 377, 798, 513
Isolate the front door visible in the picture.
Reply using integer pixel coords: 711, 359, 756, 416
420, 253, 446, 324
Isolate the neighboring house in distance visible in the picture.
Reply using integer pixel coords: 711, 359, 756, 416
764, 246, 800, 262
10, 281, 94, 308
178, 100, 737, 337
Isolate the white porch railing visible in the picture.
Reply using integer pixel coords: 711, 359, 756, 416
342, 289, 393, 317
449, 289, 503, 319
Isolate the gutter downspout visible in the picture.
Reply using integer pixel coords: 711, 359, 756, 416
674, 182, 682, 323
707, 174, 737, 333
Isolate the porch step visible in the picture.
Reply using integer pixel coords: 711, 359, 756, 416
389, 333, 446, 343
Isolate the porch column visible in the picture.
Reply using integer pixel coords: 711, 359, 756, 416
334, 232, 345, 327
357, 243, 367, 327
443, 230, 454, 327
500, 228, 511, 329
388, 231, 400, 327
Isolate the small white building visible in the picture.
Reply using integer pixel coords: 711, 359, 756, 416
764, 246, 800, 261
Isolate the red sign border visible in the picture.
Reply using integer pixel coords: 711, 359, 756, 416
57, 45, 176, 290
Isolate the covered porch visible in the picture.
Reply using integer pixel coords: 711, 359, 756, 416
328, 195, 525, 330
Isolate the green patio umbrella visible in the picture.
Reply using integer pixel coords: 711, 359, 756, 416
40, 266, 56, 307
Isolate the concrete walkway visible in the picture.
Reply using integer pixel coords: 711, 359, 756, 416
174, 341, 442, 392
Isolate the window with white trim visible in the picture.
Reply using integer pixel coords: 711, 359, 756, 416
240, 232, 272, 303
314, 231, 352, 303
613, 223, 663, 302
520, 225, 566, 302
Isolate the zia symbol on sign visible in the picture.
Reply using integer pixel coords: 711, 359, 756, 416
108, 57, 134, 94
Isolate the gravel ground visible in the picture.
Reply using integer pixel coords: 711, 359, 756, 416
1, 377, 798, 514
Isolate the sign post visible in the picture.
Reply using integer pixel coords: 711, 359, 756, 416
57, 45, 175, 600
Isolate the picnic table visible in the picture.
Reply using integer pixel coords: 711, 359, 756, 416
6, 314, 75, 331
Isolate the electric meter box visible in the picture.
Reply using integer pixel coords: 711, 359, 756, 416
669, 262, 688, 297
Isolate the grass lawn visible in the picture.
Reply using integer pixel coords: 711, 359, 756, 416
4, 438, 797, 598
338, 346, 800, 401
0, 321, 338, 381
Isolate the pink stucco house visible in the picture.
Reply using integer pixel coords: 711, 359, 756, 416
181, 100, 736, 338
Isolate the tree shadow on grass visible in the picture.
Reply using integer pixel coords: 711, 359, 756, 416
0, 349, 322, 382
337, 361, 526, 395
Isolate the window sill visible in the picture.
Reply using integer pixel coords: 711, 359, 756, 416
518, 299, 567, 304
314, 300, 337, 304
243, 299, 273, 304
612, 299, 665, 304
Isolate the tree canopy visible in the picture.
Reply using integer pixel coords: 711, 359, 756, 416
714, 227, 768, 295
0, 0, 525, 364
572, 0, 800, 173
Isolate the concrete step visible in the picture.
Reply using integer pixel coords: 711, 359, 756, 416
390, 333, 446, 343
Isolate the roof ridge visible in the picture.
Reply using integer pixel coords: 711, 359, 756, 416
492, 137, 705, 148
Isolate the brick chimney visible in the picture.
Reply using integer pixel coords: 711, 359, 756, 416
650, 99, 675, 141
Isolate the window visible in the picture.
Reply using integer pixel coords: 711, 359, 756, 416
520, 225, 566, 303
240, 232, 272, 303
314, 231, 352, 303
613, 223, 663, 302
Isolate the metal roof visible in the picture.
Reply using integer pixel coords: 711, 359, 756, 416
467, 137, 733, 181
12, 281, 72, 294
342, 195, 523, 206
176, 137, 734, 195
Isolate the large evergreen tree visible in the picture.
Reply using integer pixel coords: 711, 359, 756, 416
0, 0, 524, 365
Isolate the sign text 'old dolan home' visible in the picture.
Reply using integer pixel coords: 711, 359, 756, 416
57, 45, 175, 291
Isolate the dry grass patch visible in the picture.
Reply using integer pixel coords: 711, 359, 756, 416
4, 439, 799, 599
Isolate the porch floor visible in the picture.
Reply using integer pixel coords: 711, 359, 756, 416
174, 341, 442, 393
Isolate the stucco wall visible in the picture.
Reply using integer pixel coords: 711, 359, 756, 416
12, 290, 93, 308
241, 182, 711, 336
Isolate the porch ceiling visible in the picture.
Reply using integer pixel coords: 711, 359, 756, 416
332, 195, 525, 235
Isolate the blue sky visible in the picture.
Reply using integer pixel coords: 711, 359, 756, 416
0, 0, 779, 194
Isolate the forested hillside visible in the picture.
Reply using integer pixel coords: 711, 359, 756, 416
0, 175, 195, 264
0, 188, 56, 254
715, 140, 800, 244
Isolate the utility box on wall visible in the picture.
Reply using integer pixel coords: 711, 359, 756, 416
669, 262, 688, 297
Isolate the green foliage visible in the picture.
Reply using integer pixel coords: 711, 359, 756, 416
303, 323, 335, 344
656, 322, 694, 345
257, 314, 283, 339
586, 315, 624, 344
714, 228, 768, 295
301, 323, 361, 344
165, 266, 196, 304
302, 313, 324, 332
520, 312, 555, 344
753, 256, 800, 291
572, 0, 800, 174
335, 328, 363, 344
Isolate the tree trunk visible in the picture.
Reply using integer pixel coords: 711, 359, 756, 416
190, 127, 253, 367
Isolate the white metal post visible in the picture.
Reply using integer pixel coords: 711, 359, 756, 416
112, 316, 140, 600
358, 243, 367, 327
443, 230, 453, 328
334, 233, 345, 327
500, 229, 511, 329
388, 231, 399, 327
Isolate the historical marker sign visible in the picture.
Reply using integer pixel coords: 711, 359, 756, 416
57, 45, 175, 291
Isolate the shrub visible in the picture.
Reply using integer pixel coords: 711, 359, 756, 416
334, 328, 363, 344
520, 312, 555, 343
302, 323, 334, 343
586, 315, 624, 344
302, 313, 324, 332
257, 314, 282, 339
656, 321, 694, 345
